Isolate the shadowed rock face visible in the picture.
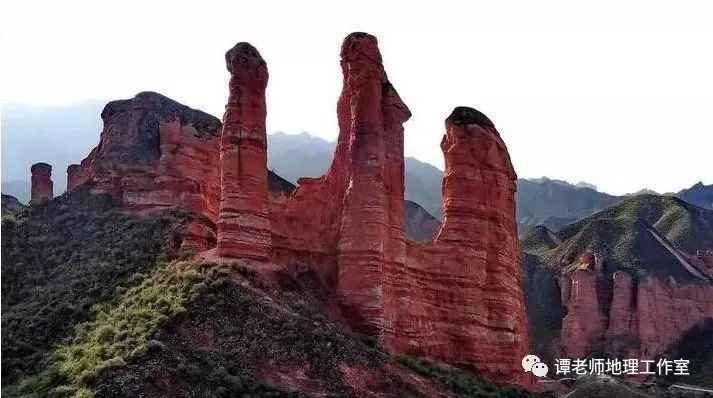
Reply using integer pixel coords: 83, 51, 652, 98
1, 194, 24, 215
30, 162, 53, 201
68, 92, 223, 252
445, 106, 495, 129
70, 92, 222, 211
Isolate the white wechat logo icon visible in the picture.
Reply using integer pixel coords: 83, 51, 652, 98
522, 354, 548, 378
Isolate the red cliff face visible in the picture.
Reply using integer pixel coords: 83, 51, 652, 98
263, 33, 411, 335
30, 162, 53, 201
217, 43, 271, 261
559, 260, 713, 367
560, 270, 608, 358
384, 107, 530, 385
70, 91, 223, 251
635, 277, 713, 359
72, 91, 222, 217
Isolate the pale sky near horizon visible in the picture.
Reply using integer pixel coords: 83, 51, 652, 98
2, 0, 712, 195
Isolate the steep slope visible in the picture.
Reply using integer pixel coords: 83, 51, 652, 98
520, 225, 560, 253
403, 200, 441, 242
1, 188, 187, 386
9, 257, 548, 398
1, 192, 545, 398
551, 194, 713, 280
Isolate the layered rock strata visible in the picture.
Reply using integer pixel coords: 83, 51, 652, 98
68, 92, 223, 250
69, 91, 222, 218
383, 107, 530, 385
560, 262, 713, 363
216, 43, 271, 261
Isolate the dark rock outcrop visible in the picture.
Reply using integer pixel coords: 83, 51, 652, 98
30, 162, 53, 201
1, 194, 24, 215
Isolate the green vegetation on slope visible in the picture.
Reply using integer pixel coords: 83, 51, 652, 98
1, 188, 187, 386
12, 261, 317, 397
520, 225, 559, 253
11, 253, 552, 398
543, 195, 713, 281
521, 194, 713, 373
89, 261, 386, 397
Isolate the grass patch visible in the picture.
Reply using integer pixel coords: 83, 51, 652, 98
1, 188, 187, 386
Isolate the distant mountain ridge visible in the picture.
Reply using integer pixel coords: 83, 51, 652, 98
2, 103, 711, 227
522, 194, 713, 281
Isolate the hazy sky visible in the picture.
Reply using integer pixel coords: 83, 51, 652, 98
2, 0, 712, 194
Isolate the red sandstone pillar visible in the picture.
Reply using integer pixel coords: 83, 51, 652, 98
560, 270, 606, 358
217, 42, 271, 261
605, 271, 637, 356
66, 164, 82, 191
30, 162, 53, 201
337, 33, 411, 334
436, 107, 530, 382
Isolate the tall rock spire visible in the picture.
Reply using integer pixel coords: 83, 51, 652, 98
437, 106, 529, 382
30, 162, 53, 201
217, 42, 272, 260
66, 164, 83, 191
336, 32, 411, 334
384, 107, 530, 385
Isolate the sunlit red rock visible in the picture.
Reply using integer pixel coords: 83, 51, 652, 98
335, 32, 411, 333
30, 162, 53, 201
383, 107, 530, 385
216, 42, 271, 261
